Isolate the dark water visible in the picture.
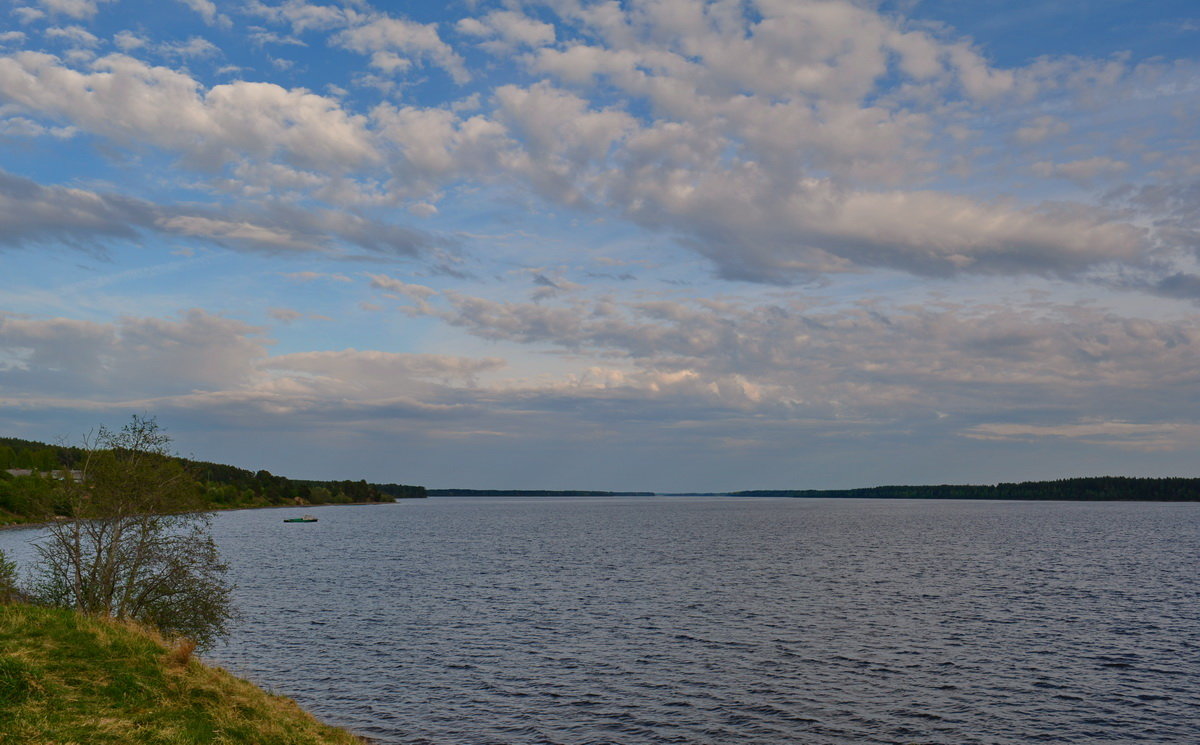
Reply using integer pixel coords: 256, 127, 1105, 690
199, 497, 1200, 745
4, 498, 1198, 743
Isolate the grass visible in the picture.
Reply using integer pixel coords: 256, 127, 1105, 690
0, 603, 368, 744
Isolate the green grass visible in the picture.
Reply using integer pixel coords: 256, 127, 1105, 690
0, 604, 368, 744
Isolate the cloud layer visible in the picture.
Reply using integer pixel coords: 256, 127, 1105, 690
1, 0, 1198, 488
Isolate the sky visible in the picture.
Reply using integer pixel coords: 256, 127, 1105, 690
0, 0, 1198, 492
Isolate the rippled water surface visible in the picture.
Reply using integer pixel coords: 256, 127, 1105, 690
9, 497, 1199, 743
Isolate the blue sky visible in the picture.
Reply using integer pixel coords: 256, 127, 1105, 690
1, 0, 1199, 491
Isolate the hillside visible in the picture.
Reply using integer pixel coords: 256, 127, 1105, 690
0, 603, 366, 744
0, 433, 426, 526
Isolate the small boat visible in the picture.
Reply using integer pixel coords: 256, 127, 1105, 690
283, 514, 318, 523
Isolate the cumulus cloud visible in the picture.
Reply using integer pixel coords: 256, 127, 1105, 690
457, 10, 555, 52
0, 0, 1193, 290
35, 0, 111, 20
0, 52, 377, 172
176, 0, 231, 28
159, 36, 222, 59
244, 0, 361, 34
333, 14, 468, 83
43, 25, 99, 47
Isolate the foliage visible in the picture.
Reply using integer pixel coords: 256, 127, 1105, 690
33, 416, 233, 649
0, 603, 366, 744
0, 431, 426, 527
733, 476, 1200, 501
0, 549, 18, 604
0, 472, 63, 523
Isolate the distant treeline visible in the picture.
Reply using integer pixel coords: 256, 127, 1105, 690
733, 477, 1200, 501
428, 489, 655, 497
0, 435, 425, 525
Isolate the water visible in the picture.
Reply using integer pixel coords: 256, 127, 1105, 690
4, 497, 1199, 743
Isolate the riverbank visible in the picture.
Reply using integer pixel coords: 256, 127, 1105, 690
0, 603, 368, 744
0, 497, 400, 530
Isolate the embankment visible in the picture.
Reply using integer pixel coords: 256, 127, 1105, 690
0, 603, 367, 744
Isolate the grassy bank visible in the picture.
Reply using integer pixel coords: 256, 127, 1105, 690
0, 603, 366, 744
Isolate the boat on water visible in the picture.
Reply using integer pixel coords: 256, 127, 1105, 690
283, 514, 318, 523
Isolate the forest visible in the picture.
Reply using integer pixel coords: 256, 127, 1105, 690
0, 435, 425, 525
733, 477, 1200, 501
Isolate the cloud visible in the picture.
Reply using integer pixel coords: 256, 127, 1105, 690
0, 168, 444, 258
0, 116, 74, 138
176, 0, 231, 28
963, 421, 1200, 452
0, 0, 1193, 291
283, 271, 351, 282
157, 215, 317, 252
1014, 115, 1070, 144
43, 25, 99, 47
265, 349, 505, 387
0, 309, 268, 398
0, 52, 377, 172
244, 0, 361, 34
378, 285, 1200, 433
1032, 157, 1130, 185
333, 15, 469, 84
0, 169, 148, 250
35, 0, 111, 20
457, 10, 555, 52
159, 36, 222, 59
113, 30, 147, 51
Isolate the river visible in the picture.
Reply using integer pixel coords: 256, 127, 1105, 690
4, 496, 1198, 743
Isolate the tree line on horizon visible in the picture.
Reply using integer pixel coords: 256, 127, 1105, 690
732, 477, 1200, 501
0, 434, 425, 525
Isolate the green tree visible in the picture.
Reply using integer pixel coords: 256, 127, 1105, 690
33, 416, 234, 648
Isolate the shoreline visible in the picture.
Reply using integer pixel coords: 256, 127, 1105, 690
0, 498, 405, 532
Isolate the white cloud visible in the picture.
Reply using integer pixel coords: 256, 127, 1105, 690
113, 30, 147, 51
333, 15, 469, 83
0, 0, 1191, 291
0, 52, 378, 172
159, 36, 221, 59
244, 0, 360, 34
457, 10, 555, 51
176, 0, 231, 28
36, 0, 111, 20
44, 25, 99, 47
156, 215, 315, 252
13, 7, 46, 23
0, 116, 75, 138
